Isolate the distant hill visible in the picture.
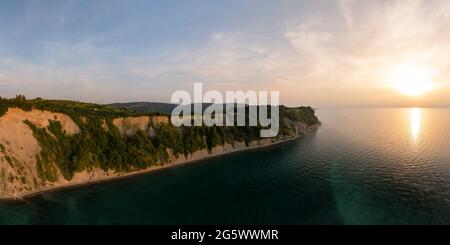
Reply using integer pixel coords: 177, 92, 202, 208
109, 102, 246, 115
109, 102, 282, 115
109, 102, 178, 115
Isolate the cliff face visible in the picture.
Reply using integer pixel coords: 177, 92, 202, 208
0, 103, 317, 199
112, 116, 169, 136
0, 108, 79, 197
0, 108, 169, 198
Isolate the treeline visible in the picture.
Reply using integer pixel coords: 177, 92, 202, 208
1, 96, 318, 182
0, 95, 162, 119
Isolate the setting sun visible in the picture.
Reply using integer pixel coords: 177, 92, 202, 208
389, 63, 436, 97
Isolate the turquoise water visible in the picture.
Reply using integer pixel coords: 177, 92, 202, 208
1, 108, 450, 224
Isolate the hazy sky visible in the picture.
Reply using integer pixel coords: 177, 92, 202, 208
1, 0, 450, 107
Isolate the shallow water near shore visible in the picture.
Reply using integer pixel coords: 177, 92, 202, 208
1, 108, 450, 224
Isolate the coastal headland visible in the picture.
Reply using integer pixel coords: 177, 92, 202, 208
0, 97, 319, 200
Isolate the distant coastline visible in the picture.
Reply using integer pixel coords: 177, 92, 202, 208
0, 124, 319, 202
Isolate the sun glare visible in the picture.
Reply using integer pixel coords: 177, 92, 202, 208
410, 108, 421, 141
389, 63, 436, 97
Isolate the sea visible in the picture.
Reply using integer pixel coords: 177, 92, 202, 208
1, 108, 449, 224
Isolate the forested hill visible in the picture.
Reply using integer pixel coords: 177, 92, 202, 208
109, 102, 226, 115
109, 102, 178, 115
109, 102, 316, 121
0, 96, 319, 198
109, 102, 219, 115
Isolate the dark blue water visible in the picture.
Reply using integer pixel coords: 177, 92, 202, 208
1, 108, 450, 224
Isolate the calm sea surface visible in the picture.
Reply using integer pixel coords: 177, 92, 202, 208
1, 108, 450, 224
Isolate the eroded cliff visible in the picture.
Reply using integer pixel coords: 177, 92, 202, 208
0, 99, 318, 199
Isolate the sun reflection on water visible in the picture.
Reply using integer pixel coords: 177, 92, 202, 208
410, 108, 421, 141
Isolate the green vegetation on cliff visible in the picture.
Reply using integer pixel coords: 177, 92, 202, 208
0, 96, 319, 182
0, 95, 161, 119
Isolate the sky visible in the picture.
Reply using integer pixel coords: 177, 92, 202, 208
1, 0, 450, 107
